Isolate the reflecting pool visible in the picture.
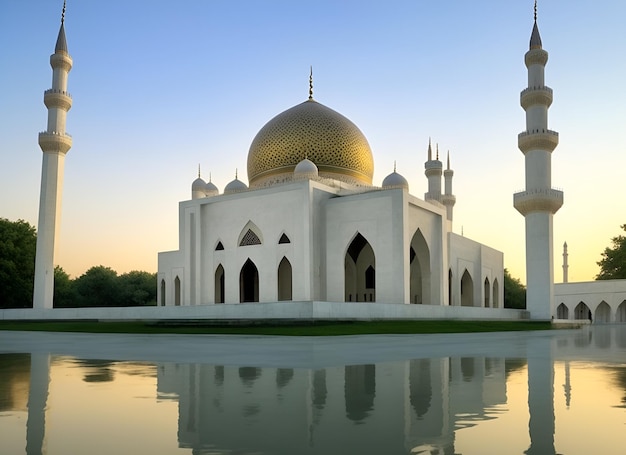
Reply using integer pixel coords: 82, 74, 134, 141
1, 326, 625, 454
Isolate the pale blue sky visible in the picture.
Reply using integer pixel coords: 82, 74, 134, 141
1, 1, 625, 282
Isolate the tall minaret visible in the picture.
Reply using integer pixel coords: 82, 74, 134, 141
441, 151, 456, 228
33, 2, 73, 310
424, 139, 442, 203
513, 2, 563, 320
562, 242, 569, 283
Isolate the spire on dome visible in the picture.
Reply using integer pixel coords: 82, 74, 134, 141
530, 1, 542, 50
393, 160, 397, 172
309, 66, 314, 100
197, 164, 201, 178
55, 1, 68, 53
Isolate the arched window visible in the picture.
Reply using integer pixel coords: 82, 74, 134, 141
557, 303, 569, 319
461, 270, 474, 307
278, 233, 291, 244
277, 257, 292, 301
484, 277, 490, 308
492, 279, 499, 308
160, 279, 166, 306
240, 259, 259, 302
215, 264, 225, 303
174, 276, 181, 306
215, 241, 224, 251
574, 301, 591, 320
238, 221, 263, 246
344, 233, 375, 302
410, 229, 431, 305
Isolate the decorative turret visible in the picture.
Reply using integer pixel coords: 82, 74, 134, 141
513, 2, 563, 319
441, 151, 456, 225
224, 170, 248, 194
33, 1, 73, 310
191, 165, 207, 199
424, 139, 442, 203
562, 242, 569, 283
382, 162, 409, 190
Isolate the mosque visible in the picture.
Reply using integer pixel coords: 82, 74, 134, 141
156, 84, 504, 309
19, 2, 626, 322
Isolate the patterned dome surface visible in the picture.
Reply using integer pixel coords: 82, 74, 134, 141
247, 99, 374, 186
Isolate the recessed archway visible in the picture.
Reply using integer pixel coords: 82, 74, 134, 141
344, 233, 375, 302
461, 270, 474, 307
557, 303, 569, 319
240, 259, 259, 303
617, 300, 626, 323
215, 264, 225, 303
277, 257, 292, 301
410, 229, 431, 305
484, 277, 490, 308
492, 278, 499, 308
595, 301, 611, 323
574, 301, 591, 320
160, 279, 166, 306
174, 276, 181, 306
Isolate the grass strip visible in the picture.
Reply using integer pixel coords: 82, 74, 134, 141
0, 320, 552, 336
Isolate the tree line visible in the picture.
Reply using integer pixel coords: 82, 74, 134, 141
0, 218, 155, 309
3, 218, 625, 310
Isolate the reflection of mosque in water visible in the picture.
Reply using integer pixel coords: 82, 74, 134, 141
156, 356, 519, 454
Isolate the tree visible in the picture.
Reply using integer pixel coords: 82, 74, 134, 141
54, 266, 77, 308
118, 270, 156, 306
596, 224, 626, 280
504, 269, 526, 309
74, 266, 121, 307
0, 218, 36, 308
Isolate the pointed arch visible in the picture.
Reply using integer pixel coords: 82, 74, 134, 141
344, 232, 375, 302
215, 264, 225, 303
595, 301, 611, 324
617, 300, 626, 323
174, 276, 181, 306
215, 240, 224, 251
448, 269, 453, 306
160, 279, 166, 306
484, 277, 490, 308
492, 278, 499, 308
238, 221, 263, 246
461, 269, 474, 307
574, 301, 591, 321
240, 259, 259, 302
557, 303, 569, 319
278, 233, 291, 244
410, 229, 431, 305
277, 257, 292, 301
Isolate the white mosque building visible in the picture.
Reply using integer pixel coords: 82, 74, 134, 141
157, 89, 504, 309
17, 2, 625, 322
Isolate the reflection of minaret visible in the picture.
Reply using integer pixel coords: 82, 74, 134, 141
563, 361, 571, 408
525, 337, 557, 455
33, 1, 73, 309
26, 354, 51, 455
344, 364, 376, 422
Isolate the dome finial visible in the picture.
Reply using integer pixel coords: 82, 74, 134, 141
197, 163, 201, 178
393, 160, 397, 172
309, 66, 314, 100
235, 168, 238, 179
209, 172, 212, 183
534, 0, 537, 22
61, 0, 66, 25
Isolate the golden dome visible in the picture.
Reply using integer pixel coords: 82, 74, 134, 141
247, 99, 374, 187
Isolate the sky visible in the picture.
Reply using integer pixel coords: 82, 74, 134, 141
1, 0, 625, 283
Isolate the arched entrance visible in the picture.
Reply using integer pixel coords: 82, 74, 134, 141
461, 270, 474, 307
277, 257, 292, 301
574, 301, 591, 320
595, 301, 611, 323
344, 233, 375, 302
410, 229, 431, 305
174, 276, 181, 306
557, 303, 569, 319
484, 277, 490, 307
240, 259, 259, 303
215, 264, 225, 303
493, 278, 499, 308
617, 300, 626, 323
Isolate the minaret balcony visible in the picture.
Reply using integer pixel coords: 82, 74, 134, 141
520, 86, 553, 109
441, 194, 456, 206
38, 131, 73, 155
44, 89, 73, 111
513, 188, 563, 215
518, 129, 558, 153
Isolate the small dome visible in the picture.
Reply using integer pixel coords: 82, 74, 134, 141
192, 177, 207, 199
382, 171, 409, 190
224, 177, 248, 194
204, 180, 219, 197
294, 158, 319, 179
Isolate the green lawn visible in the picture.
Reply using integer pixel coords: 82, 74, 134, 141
0, 320, 552, 336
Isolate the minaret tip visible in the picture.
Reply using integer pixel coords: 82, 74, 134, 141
436, 144, 439, 161
427, 138, 432, 161
530, 1, 543, 49
62, 0, 66, 25
447, 151, 450, 170
308, 66, 313, 100
55, 0, 69, 53
534, 0, 537, 22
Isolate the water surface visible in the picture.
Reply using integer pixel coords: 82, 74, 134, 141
1, 326, 625, 454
